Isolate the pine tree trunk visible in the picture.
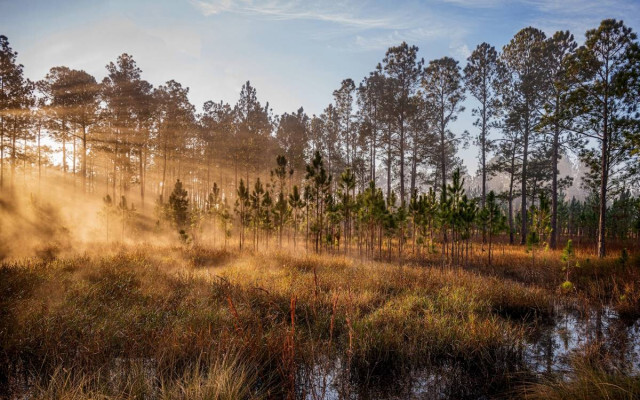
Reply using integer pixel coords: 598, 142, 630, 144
11, 118, 16, 188
481, 100, 487, 244
399, 118, 405, 206
161, 142, 168, 202
410, 146, 417, 199
0, 120, 4, 189
82, 124, 87, 193
508, 182, 514, 245
520, 117, 529, 245
72, 133, 76, 188
550, 115, 560, 250
139, 146, 145, 207
37, 122, 41, 190
597, 99, 609, 258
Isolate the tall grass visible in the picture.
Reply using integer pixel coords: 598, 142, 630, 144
30, 350, 265, 400
522, 351, 640, 400
0, 244, 636, 398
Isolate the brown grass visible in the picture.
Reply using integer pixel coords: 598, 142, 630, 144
1, 244, 637, 399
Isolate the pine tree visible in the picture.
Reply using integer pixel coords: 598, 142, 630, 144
561, 239, 578, 286
527, 193, 552, 266
169, 179, 189, 234
444, 168, 466, 265
0, 35, 31, 189
571, 19, 638, 257
490, 116, 523, 244
339, 168, 356, 253
261, 188, 274, 247
423, 57, 467, 195
250, 177, 265, 250
479, 191, 505, 265
289, 185, 304, 248
540, 30, 581, 249
235, 179, 250, 250
333, 79, 356, 169
382, 42, 424, 205
501, 27, 550, 245
275, 110, 309, 173
219, 197, 233, 249
206, 182, 221, 245
384, 190, 399, 259
459, 195, 478, 266
305, 151, 332, 252
102, 54, 157, 201
464, 43, 505, 211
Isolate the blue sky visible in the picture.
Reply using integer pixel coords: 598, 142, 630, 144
2, 0, 639, 174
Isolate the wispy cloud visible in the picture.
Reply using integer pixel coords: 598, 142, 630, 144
190, 0, 467, 51
520, 0, 640, 38
443, 0, 639, 14
190, 0, 400, 29
439, 0, 640, 42
520, 0, 631, 14
441, 0, 503, 8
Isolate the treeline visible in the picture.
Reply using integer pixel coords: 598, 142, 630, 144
1, 19, 639, 258
153, 152, 639, 266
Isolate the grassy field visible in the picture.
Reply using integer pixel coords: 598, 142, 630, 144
1, 244, 639, 399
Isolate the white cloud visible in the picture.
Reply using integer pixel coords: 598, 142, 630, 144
190, 0, 400, 29
441, 0, 504, 8
190, 0, 471, 53
191, 0, 238, 15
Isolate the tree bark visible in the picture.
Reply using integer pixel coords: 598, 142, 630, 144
520, 117, 529, 245
597, 95, 609, 258
82, 124, 87, 192
550, 110, 560, 250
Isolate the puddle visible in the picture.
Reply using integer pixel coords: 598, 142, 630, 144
525, 306, 640, 374
299, 306, 640, 399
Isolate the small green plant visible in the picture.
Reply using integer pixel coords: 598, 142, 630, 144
478, 191, 506, 266
561, 280, 574, 292
526, 231, 540, 266
561, 239, 579, 284
529, 194, 552, 251
169, 179, 190, 230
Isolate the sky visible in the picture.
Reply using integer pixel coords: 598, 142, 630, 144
2, 0, 640, 174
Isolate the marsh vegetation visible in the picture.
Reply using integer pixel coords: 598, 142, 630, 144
1, 243, 639, 399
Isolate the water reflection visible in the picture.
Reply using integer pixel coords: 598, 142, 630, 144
302, 307, 640, 400
302, 361, 498, 400
525, 306, 640, 374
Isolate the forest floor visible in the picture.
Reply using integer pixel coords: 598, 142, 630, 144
1, 243, 639, 399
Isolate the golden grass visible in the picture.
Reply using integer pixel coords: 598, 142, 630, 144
521, 357, 640, 400
1, 244, 637, 398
